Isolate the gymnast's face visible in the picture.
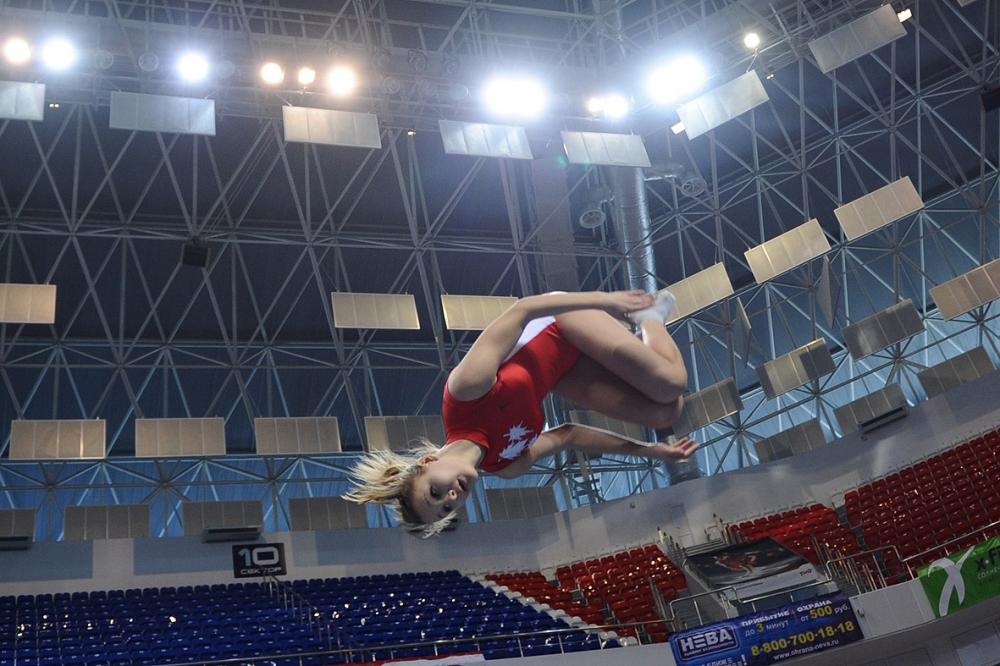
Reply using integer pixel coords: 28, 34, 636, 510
413, 454, 479, 524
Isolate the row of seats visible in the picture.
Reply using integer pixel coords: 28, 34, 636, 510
844, 430, 1000, 569
730, 503, 862, 565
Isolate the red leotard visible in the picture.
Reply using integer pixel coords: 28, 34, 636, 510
442, 317, 582, 472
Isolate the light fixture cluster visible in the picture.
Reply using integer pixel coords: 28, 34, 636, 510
2, 36, 77, 71
259, 60, 358, 96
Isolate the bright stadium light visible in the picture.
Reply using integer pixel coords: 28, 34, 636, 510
482, 77, 547, 118
744, 32, 761, 49
326, 65, 357, 96
177, 52, 209, 82
260, 62, 284, 85
298, 67, 316, 85
3, 37, 31, 65
41, 38, 76, 71
587, 94, 629, 119
646, 55, 707, 105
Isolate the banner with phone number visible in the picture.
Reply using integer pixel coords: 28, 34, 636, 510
669, 591, 863, 666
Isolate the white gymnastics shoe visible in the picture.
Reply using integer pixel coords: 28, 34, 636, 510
628, 290, 675, 325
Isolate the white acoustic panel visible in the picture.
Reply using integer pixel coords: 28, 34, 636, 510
834, 176, 923, 241
135, 417, 226, 457
64, 504, 150, 541
677, 71, 770, 140
331, 292, 420, 329
560, 131, 651, 167
917, 347, 995, 399
182, 500, 263, 536
365, 415, 446, 452
10, 420, 105, 460
282, 106, 381, 148
0, 284, 56, 323
439, 120, 533, 159
745, 219, 830, 283
842, 300, 925, 360
664, 263, 734, 324
0, 81, 45, 121
485, 487, 558, 521
110, 91, 216, 135
754, 418, 826, 462
289, 496, 368, 531
808, 5, 908, 74
673, 377, 743, 436
568, 410, 646, 442
929, 257, 1000, 320
817, 256, 841, 327
834, 383, 907, 435
254, 417, 341, 455
441, 294, 518, 330
757, 339, 836, 399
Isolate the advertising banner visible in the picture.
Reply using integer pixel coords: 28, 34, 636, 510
686, 537, 817, 599
669, 592, 863, 666
918, 534, 1000, 618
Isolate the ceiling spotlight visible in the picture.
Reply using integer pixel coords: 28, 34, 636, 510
482, 77, 547, 118
298, 67, 316, 85
586, 97, 605, 114
177, 52, 209, 82
647, 55, 707, 105
372, 47, 391, 70
449, 82, 469, 101
442, 54, 460, 77
260, 62, 284, 85
744, 32, 761, 49
897, 8, 912, 22
381, 75, 402, 95
138, 52, 159, 72
586, 94, 629, 118
3, 38, 31, 65
416, 78, 437, 98
94, 50, 114, 70
406, 129, 416, 136
407, 49, 428, 72
326, 65, 356, 95
41, 38, 77, 71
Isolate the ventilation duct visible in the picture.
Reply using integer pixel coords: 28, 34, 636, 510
609, 166, 656, 293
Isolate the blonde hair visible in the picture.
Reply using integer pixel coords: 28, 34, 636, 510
343, 439, 459, 537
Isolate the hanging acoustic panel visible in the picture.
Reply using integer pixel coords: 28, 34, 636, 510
110, 91, 216, 135
289, 497, 368, 531
917, 347, 996, 399
568, 410, 646, 442
817, 257, 841, 327
929, 257, 1000, 320
841, 300, 924, 360
0, 81, 45, 121
331, 292, 420, 329
664, 263, 734, 324
677, 71, 769, 140
365, 415, 447, 452
0, 283, 56, 323
834, 176, 923, 241
753, 418, 826, 463
0, 508, 35, 537
732, 297, 753, 368
182, 500, 263, 537
63, 504, 150, 541
834, 383, 907, 435
560, 131, 651, 167
135, 417, 226, 457
808, 4, 907, 73
282, 106, 381, 148
439, 120, 532, 159
757, 339, 835, 400
10, 419, 105, 460
745, 219, 830, 284
673, 377, 743, 437
254, 417, 341, 455
485, 487, 558, 521
441, 294, 518, 330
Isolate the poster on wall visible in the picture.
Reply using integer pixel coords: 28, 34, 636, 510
685, 537, 817, 599
669, 591, 863, 666
918, 534, 1000, 618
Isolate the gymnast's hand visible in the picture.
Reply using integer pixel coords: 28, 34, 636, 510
641, 437, 700, 461
600, 290, 656, 320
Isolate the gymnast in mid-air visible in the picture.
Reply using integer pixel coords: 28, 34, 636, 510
345, 289, 698, 535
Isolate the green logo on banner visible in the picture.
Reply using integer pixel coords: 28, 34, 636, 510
918, 535, 1000, 618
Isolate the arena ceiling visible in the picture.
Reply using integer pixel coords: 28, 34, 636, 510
0, 0, 998, 537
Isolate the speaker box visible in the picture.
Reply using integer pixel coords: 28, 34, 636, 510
181, 243, 210, 268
